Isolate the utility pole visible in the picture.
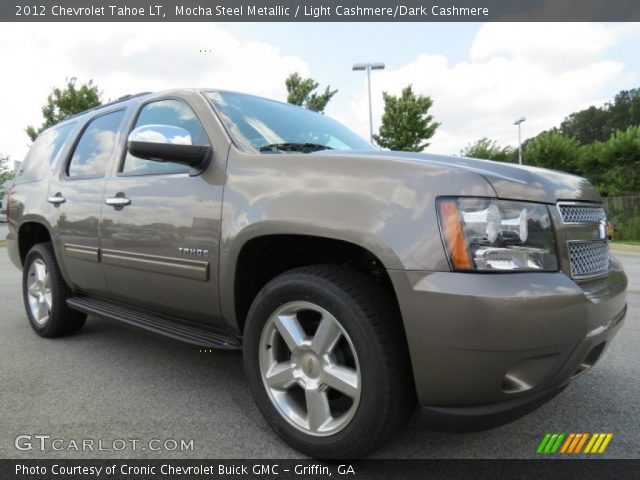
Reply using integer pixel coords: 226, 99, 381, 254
514, 117, 526, 165
353, 62, 385, 142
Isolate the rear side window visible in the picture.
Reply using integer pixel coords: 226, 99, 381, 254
121, 99, 209, 175
15, 123, 75, 184
67, 110, 126, 178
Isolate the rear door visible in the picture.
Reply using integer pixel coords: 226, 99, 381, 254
100, 95, 227, 327
49, 108, 127, 295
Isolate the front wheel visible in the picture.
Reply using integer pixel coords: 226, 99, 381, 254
243, 265, 414, 458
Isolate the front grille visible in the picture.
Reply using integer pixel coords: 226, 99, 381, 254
558, 204, 606, 223
567, 241, 609, 279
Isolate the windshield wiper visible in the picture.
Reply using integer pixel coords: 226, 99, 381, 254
259, 142, 334, 154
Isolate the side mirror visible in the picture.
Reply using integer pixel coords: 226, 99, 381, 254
127, 125, 212, 176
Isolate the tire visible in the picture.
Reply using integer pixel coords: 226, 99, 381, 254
243, 265, 415, 458
22, 242, 86, 337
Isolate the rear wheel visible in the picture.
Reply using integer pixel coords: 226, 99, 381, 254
23, 242, 86, 337
243, 265, 414, 458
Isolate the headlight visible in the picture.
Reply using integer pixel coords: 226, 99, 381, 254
437, 197, 558, 272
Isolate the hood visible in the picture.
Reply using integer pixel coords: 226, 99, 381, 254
322, 150, 601, 204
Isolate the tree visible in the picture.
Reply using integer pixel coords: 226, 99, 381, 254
523, 132, 582, 174
285, 72, 337, 113
373, 85, 440, 152
603, 88, 640, 137
596, 125, 640, 195
559, 87, 640, 145
26, 78, 102, 141
559, 106, 609, 145
0, 154, 14, 200
461, 137, 516, 162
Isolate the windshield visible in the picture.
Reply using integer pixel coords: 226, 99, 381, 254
204, 91, 372, 153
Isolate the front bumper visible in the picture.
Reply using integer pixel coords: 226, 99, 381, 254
389, 255, 627, 411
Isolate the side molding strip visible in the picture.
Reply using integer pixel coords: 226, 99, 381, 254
65, 244, 99, 262
101, 248, 209, 281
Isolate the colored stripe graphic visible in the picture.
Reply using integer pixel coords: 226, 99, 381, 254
584, 433, 599, 453
560, 433, 575, 453
598, 433, 613, 453
537, 433, 565, 454
537, 434, 552, 454
574, 433, 589, 453
550, 434, 565, 453
538, 433, 613, 454
585, 433, 614, 454
544, 434, 559, 454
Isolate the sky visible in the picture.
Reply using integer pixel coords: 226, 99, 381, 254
0, 22, 639, 166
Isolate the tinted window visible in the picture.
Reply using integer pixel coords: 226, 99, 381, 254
122, 99, 209, 175
15, 123, 75, 184
205, 91, 371, 152
67, 110, 125, 178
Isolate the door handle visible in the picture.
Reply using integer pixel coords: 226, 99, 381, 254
105, 196, 131, 208
47, 194, 66, 206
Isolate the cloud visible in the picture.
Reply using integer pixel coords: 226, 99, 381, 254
0, 23, 309, 162
1, 22, 638, 164
471, 23, 627, 65
345, 23, 639, 155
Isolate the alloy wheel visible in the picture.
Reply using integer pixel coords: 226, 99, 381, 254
259, 301, 361, 436
27, 258, 52, 325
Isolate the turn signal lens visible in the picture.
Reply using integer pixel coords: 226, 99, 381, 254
438, 200, 473, 269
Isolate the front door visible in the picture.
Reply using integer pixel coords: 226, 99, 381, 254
100, 98, 225, 326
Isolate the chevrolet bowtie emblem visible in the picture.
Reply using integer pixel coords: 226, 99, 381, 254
599, 219, 607, 241
307, 358, 314, 375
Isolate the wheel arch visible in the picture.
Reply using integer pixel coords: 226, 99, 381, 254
223, 229, 404, 335
17, 220, 54, 266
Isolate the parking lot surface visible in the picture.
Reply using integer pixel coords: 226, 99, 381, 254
0, 248, 638, 459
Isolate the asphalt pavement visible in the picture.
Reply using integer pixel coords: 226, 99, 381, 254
0, 248, 638, 459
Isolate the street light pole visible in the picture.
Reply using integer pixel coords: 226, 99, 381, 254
353, 62, 385, 143
514, 117, 526, 165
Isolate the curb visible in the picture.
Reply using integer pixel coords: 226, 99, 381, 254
610, 243, 640, 255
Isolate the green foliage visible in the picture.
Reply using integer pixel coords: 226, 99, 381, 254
577, 141, 608, 193
519, 126, 640, 197
518, 85, 640, 203
461, 137, 516, 162
0, 154, 14, 199
285, 72, 337, 113
613, 218, 640, 242
592, 126, 640, 196
523, 131, 582, 174
606, 201, 640, 242
559, 106, 609, 145
373, 85, 440, 152
560, 87, 640, 144
26, 78, 102, 141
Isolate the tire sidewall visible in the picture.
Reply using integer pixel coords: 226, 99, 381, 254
21, 243, 79, 337
23, 246, 54, 334
243, 273, 389, 456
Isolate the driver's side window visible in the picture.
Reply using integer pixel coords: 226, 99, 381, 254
122, 99, 210, 175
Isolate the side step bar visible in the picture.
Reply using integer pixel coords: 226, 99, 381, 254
67, 296, 241, 351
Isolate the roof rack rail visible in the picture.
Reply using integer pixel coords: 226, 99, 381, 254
61, 91, 151, 121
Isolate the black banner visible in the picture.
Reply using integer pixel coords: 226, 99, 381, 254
3, 0, 640, 22
1, 459, 640, 480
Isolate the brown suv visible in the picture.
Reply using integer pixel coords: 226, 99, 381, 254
6, 89, 627, 458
